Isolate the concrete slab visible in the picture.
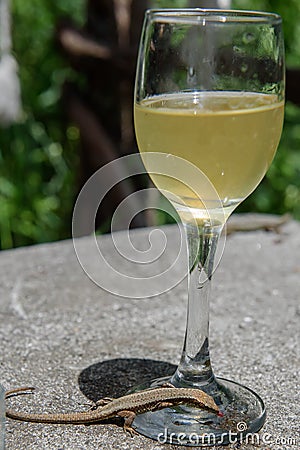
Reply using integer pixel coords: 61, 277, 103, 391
0, 216, 299, 449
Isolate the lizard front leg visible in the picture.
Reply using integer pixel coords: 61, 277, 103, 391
153, 401, 175, 409
159, 382, 175, 389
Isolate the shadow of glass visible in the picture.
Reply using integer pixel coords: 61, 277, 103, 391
78, 358, 176, 402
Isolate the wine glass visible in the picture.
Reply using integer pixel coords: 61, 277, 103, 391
133, 9, 284, 446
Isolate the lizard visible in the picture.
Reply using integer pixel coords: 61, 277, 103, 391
5, 384, 221, 435
226, 213, 291, 235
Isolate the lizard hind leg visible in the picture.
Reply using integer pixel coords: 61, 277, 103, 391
91, 397, 115, 410
117, 410, 138, 437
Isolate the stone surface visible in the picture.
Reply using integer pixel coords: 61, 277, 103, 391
0, 216, 299, 450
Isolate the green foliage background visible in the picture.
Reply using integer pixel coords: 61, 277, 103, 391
231, 0, 300, 218
0, 1, 84, 249
0, 0, 299, 250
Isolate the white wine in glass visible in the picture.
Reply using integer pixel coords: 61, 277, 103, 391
133, 9, 284, 446
135, 92, 283, 212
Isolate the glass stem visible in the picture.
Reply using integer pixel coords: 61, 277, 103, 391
171, 218, 223, 389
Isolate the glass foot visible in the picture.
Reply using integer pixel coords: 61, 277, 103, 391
130, 376, 266, 446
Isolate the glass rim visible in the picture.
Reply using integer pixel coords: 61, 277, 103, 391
145, 8, 282, 25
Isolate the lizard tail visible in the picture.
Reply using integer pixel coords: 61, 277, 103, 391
6, 408, 79, 424
6, 407, 106, 424
5, 389, 107, 424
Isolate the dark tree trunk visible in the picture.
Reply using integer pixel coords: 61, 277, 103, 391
57, 1, 150, 233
